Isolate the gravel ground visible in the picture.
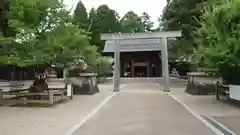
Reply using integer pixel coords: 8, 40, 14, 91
0, 84, 113, 135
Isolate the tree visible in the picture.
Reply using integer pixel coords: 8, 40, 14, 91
0, 0, 105, 90
1, 0, 94, 68
196, 0, 240, 84
88, 8, 101, 49
96, 5, 121, 33
160, 0, 208, 61
0, 0, 16, 37
73, 1, 89, 30
95, 56, 112, 80
140, 12, 154, 32
4, 0, 67, 67
88, 5, 121, 52
50, 24, 92, 68
120, 11, 145, 33
0, 0, 6, 35
89, 8, 96, 26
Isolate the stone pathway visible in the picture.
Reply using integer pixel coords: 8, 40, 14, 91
71, 82, 215, 135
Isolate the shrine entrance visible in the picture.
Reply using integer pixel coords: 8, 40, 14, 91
132, 56, 149, 77
134, 65, 147, 77
101, 31, 182, 92
119, 51, 161, 77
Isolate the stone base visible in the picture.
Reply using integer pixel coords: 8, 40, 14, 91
68, 77, 99, 95
72, 84, 99, 95
185, 82, 216, 95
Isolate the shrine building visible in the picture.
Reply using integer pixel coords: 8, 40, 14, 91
103, 38, 165, 77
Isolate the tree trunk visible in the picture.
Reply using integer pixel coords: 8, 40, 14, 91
29, 67, 49, 93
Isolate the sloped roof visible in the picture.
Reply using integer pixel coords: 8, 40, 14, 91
103, 38, 163, 52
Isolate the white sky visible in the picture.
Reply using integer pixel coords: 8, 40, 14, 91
63, 0, 167, 27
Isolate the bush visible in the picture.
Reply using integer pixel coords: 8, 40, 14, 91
94, 57, 112, 81
170, 61, 193, 76
196, 0, 240, 85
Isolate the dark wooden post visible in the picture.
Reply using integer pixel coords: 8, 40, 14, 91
131, 59, 134, 77
216, 81, 220, 100
0, 89, 2, 100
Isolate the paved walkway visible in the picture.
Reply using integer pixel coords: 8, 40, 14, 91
173, 92, 240, 135
71, 82, 215, 135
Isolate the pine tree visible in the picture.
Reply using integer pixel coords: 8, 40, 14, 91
89, 8, 101, 49
89, 5, 121, 52
120, 11, 145, 33
0, 0, 11, 36
73, 1, 89, 30
140, 12, 154, 32
96, 5, 120, 33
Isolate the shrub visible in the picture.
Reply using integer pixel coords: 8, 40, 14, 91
196, 0, 240, 85
94, 57, 112, 80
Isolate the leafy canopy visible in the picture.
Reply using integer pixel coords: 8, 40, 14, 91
160, 0, 208, 61
120, 11, 145, 33
196, 0, 240, 84
73, 0, 89, 30
0, 0, 94, 68
140, 12, 154, 32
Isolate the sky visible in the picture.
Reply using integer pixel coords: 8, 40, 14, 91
63, 0, 167, 27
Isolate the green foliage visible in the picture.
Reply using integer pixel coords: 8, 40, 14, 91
140, 12, 154, 32
0, 0, 9, 36
5, 0, 69, 66
161, 0, 208, 60
88, 6, 155, 53
88, 7, 154, 52
88, 8, 101, 51
95, 57, 112, 79
0, 0, 94, 68
88, 5, 121, 52
120, 11, 145, 33
81, 45, 100, 68
73, 1, 89, 30
0, 0, 166, 77
196, 0, 240, 84
52, 24, 92, 68
96, 5, 121, 33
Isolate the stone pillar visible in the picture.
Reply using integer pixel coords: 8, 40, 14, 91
63, 68, 68, 79
113, 39, 120, 92
162, 37, 170, 92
